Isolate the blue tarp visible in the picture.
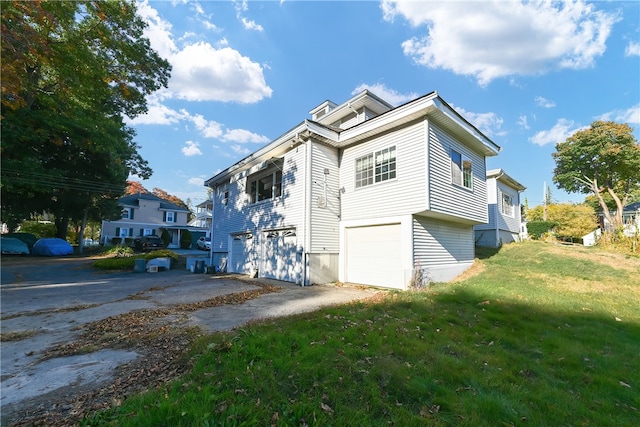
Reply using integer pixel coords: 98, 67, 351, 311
32, 238, 74, 256
1, 237, 30, 255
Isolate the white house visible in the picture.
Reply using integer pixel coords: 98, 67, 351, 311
204, 90, 501, 289
474, 169, 526, 248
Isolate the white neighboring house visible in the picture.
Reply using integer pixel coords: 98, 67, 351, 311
600, 201, 640, 237
204, 90, 501, 289
474, 169, 526, 248
101, 193, 190, 248
188, 199, 213, 233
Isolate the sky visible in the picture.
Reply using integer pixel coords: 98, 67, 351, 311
127, 0, 640, 209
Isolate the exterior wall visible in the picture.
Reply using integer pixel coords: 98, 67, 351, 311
412, 215, 475, 282
308, 253, 339, 284
309, 142, 340, 252
340, 119, 428, 222
475, 178, 522, 247
427, 123, 488, 224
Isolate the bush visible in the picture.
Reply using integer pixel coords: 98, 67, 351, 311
527, 221, 558, 240
180, 229, 192, 249
111, 237, 122, 245
144, 249, 179, 261
161, 229, 171, 247
18, 221, 55, 237
93, 257, 136, 270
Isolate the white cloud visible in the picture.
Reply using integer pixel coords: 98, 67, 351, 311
517, 115, 530, 130
221, 129, 271, 144
230, 144, 252, 155
188, 177, 205, 186
381, 0, 619, 86
352, 83, 418, 106
530, 119, 587, 146
625, 41, 640, 57
597, 104, 640, 125
452, 105, 504, 137
127, 93, 182, 125
182, 141, 203, 156
235, 0, 264, 31
170, 43, 272, 103
136, 1, 272, 103
535, 96, 556, 108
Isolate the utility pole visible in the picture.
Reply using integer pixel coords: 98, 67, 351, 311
543, 181, 547, 221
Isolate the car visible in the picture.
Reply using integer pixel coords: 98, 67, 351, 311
31, 238, 73, 256
196, 236, 211, 251
1, 236, 30, 255
133, 235, 164, 252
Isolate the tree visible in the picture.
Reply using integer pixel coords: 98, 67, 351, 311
552, 121, 640, 233
1, 1, 170, 240
527, 203, 597, 241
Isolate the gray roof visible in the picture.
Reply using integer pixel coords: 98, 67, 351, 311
119, 193, 189, 212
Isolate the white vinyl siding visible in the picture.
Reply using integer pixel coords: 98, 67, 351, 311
341, 119, 427, 221
310, 142, 340, 253
413, 215, 475, 282
497, 183, 521, 234
427, 124, 487, 224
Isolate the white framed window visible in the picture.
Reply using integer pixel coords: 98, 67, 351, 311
451, 149, 473, 189
247, 170, 282, 204
143, 229, 154, 236
119, 228, 130, 237
165, 211, 175, 223
501, 192, 514, 217
356, 146, 396, 188
121, 208, 134, 219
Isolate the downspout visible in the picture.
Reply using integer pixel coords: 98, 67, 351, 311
495, 172, 503, 247
209, 188, 215, 269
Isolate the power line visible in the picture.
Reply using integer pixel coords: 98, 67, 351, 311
1, 169, 126, 195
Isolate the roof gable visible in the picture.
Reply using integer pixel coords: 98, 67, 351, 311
119, 193, 189, 212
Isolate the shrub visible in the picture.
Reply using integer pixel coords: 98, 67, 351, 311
18, 221, 56, 237
180, 229, 192, 249
111, 237, 122, 245
161, 229, 171, 247
527, 221, 558, 240
144, 249, 179, 261
93, 257, 136, 270
102, 246, 134, 258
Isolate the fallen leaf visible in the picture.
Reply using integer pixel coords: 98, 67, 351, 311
321, 403, 333, 413
620, 381, 631, 388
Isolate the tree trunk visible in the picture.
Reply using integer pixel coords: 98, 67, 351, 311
77, 207, 89, 255
55, 216, 69, 240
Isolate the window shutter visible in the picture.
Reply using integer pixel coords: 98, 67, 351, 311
174, 212, 177, 223
163, 211, 166, 222
115, 227, 120, 236
129, 228, 133, 236
139, 229, 144, 236
130, 209, 134, 220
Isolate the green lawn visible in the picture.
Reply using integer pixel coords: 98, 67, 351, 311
84, 241, 640, 426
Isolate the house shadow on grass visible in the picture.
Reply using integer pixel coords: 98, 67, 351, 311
475, 245, 501, 260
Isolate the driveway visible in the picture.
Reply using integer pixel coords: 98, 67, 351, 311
1, 255, 382, 425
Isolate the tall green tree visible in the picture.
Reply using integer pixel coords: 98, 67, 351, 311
552, 121, 640, 232
1, 0, 170, 238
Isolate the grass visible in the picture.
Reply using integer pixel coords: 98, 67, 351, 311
83, 241, 639, 426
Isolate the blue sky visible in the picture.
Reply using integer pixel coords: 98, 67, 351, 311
128, 0, 639, 209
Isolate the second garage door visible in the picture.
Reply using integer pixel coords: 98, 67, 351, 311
345, 223, 404, 289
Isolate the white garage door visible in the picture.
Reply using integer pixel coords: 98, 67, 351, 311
231, 233, 254, 274
345, 223, 404, 289
262, 229, 298, 282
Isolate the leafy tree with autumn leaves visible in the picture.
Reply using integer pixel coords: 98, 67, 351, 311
553, 121, 640, 235
1, 1, 170, 239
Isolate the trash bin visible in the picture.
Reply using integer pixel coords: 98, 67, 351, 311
194, 260, 205, 274
134, 258, 146, 273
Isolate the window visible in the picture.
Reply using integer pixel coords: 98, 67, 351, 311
143, 229, 154, 236
165, 211, 175, 223
119, 228, 131, 237
501, 192, 514, 217
355, 146, 396, 188
451, 149, 473, 189
121, 208, 134, 219
375, 146, 396, 183
247, 170, 282, 204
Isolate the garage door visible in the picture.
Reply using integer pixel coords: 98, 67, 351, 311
230, 233, 254, 274
262, 229, 298, 282
345, 223, 404, 289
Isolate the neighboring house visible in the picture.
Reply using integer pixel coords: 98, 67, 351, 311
204, 90, 501, 289
188, 199, 213, 231
599, 201, 640, 237
101, 193, 191, 248
474, 169, 526, 248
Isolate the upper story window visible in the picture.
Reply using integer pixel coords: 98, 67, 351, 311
121, 208, 134, 220
501, 192, 514, 217
451, 149, 473, 189
164, 211, 176, 223
355, 146, 396, 188
247, 170, 282, 204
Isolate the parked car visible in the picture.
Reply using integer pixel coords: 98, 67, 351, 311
4, 232, 38, 251
196, 236, 211, 251
1, 237, 30, 255
31, 238, 73, 256
134, 235, 164, 252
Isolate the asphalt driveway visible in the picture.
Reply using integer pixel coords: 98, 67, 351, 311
0, 255, 381, 425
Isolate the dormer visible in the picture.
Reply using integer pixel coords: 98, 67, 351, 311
309, 100, 338, 121
309, 90, 394, 130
